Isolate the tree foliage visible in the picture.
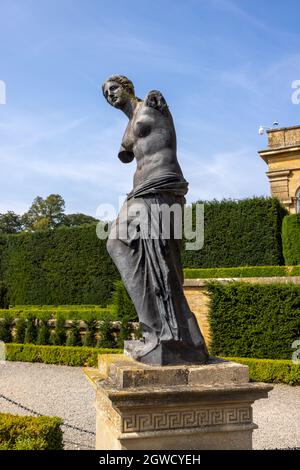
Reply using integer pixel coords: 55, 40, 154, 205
61, 213, 98, 227
0, 212, 23, 234
22, 194, 65, 231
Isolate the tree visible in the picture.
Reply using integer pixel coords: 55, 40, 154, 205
0, 198, 99, 233
111, 281, 138, 321
61, 213, 98, 227
0, 211, 23, 234
0, 282, 9, 309
66, 320, 82, 347
0, 315, 13, 343
24, 317, 37, 344
50, 316, 66, 346
36, 318, 50, 345
15, 318, 27, 344
83, 317, 97, 347
117, 318, 134, 348
97, 318, 117, 348
23, 194, 65, 231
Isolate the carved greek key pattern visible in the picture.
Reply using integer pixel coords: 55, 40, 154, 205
122, 406, 252, 433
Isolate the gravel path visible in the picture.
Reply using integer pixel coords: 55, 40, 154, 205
0, 361, 299, 450
0, 362, 95, 450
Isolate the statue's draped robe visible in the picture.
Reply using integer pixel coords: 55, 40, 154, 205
108, 173, 207, 354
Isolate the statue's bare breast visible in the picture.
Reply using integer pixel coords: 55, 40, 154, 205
120, 91, 183, 187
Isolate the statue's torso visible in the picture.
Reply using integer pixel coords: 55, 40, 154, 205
121, 95, 184, 188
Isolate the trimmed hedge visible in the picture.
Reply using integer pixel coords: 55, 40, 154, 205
0, 224, 119, 306
182, 197, 287, 268
207, 282, 300, 360
1, 314, 128, 347
184, 265, 300, 279
0, 281, 8, 309
3, 345, 299, 385
0, 305, 116, 321
0, 306, 134, 348
225, 357, 300, 386
0, 314, 12, 343
282, 214, 300, 265
0, 413, 63, 450
5, 343, 123, 367
111, 281, 137, 322
0, 198, 287, 306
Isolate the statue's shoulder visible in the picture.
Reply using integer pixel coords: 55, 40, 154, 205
144, 90, 169, 116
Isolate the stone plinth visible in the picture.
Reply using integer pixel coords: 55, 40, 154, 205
85, 355, 272, 450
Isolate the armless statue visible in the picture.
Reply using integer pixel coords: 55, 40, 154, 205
102, 75, 208, 366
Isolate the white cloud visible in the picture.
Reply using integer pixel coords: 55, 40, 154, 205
182, 146, 269, 203
0, 108, 135, 214
0, 102, 271, 216
210, 0, 270, 32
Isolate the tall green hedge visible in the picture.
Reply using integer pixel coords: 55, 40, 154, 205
182, 197, 287, 268
0, 198, 287, 306
0, 235, 8, 308
0, 281, 8, 309
282, 214, 300, 265
0, 224, 119, 306
207, 282, 300, 359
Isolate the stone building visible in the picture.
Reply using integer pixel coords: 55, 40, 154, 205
259, 125, 300, 213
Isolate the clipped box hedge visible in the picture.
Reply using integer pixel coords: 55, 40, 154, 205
3, 344, 299, 386
282, 214, 300, 265
225, 357, 300, 386
5, 343, 123, 367
0, 305, 116, 321
184, 265, 300, 279
0, 413, 63, 450
207, 282, 300, 360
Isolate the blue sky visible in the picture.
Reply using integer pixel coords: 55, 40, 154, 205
1, 0, 300, 217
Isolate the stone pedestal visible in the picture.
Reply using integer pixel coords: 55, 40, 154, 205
85, 354, 272, 450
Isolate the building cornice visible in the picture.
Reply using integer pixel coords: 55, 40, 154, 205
258, 145, 300, 163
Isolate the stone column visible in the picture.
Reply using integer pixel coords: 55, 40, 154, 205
85, 354, 272, 450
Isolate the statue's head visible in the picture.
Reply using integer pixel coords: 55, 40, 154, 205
102, 75, 135, 109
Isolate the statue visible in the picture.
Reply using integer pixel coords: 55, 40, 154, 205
102, 75, 208, 365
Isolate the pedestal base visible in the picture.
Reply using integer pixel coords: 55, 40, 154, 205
124, 339, 208, 366
85, 355, 272, 450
